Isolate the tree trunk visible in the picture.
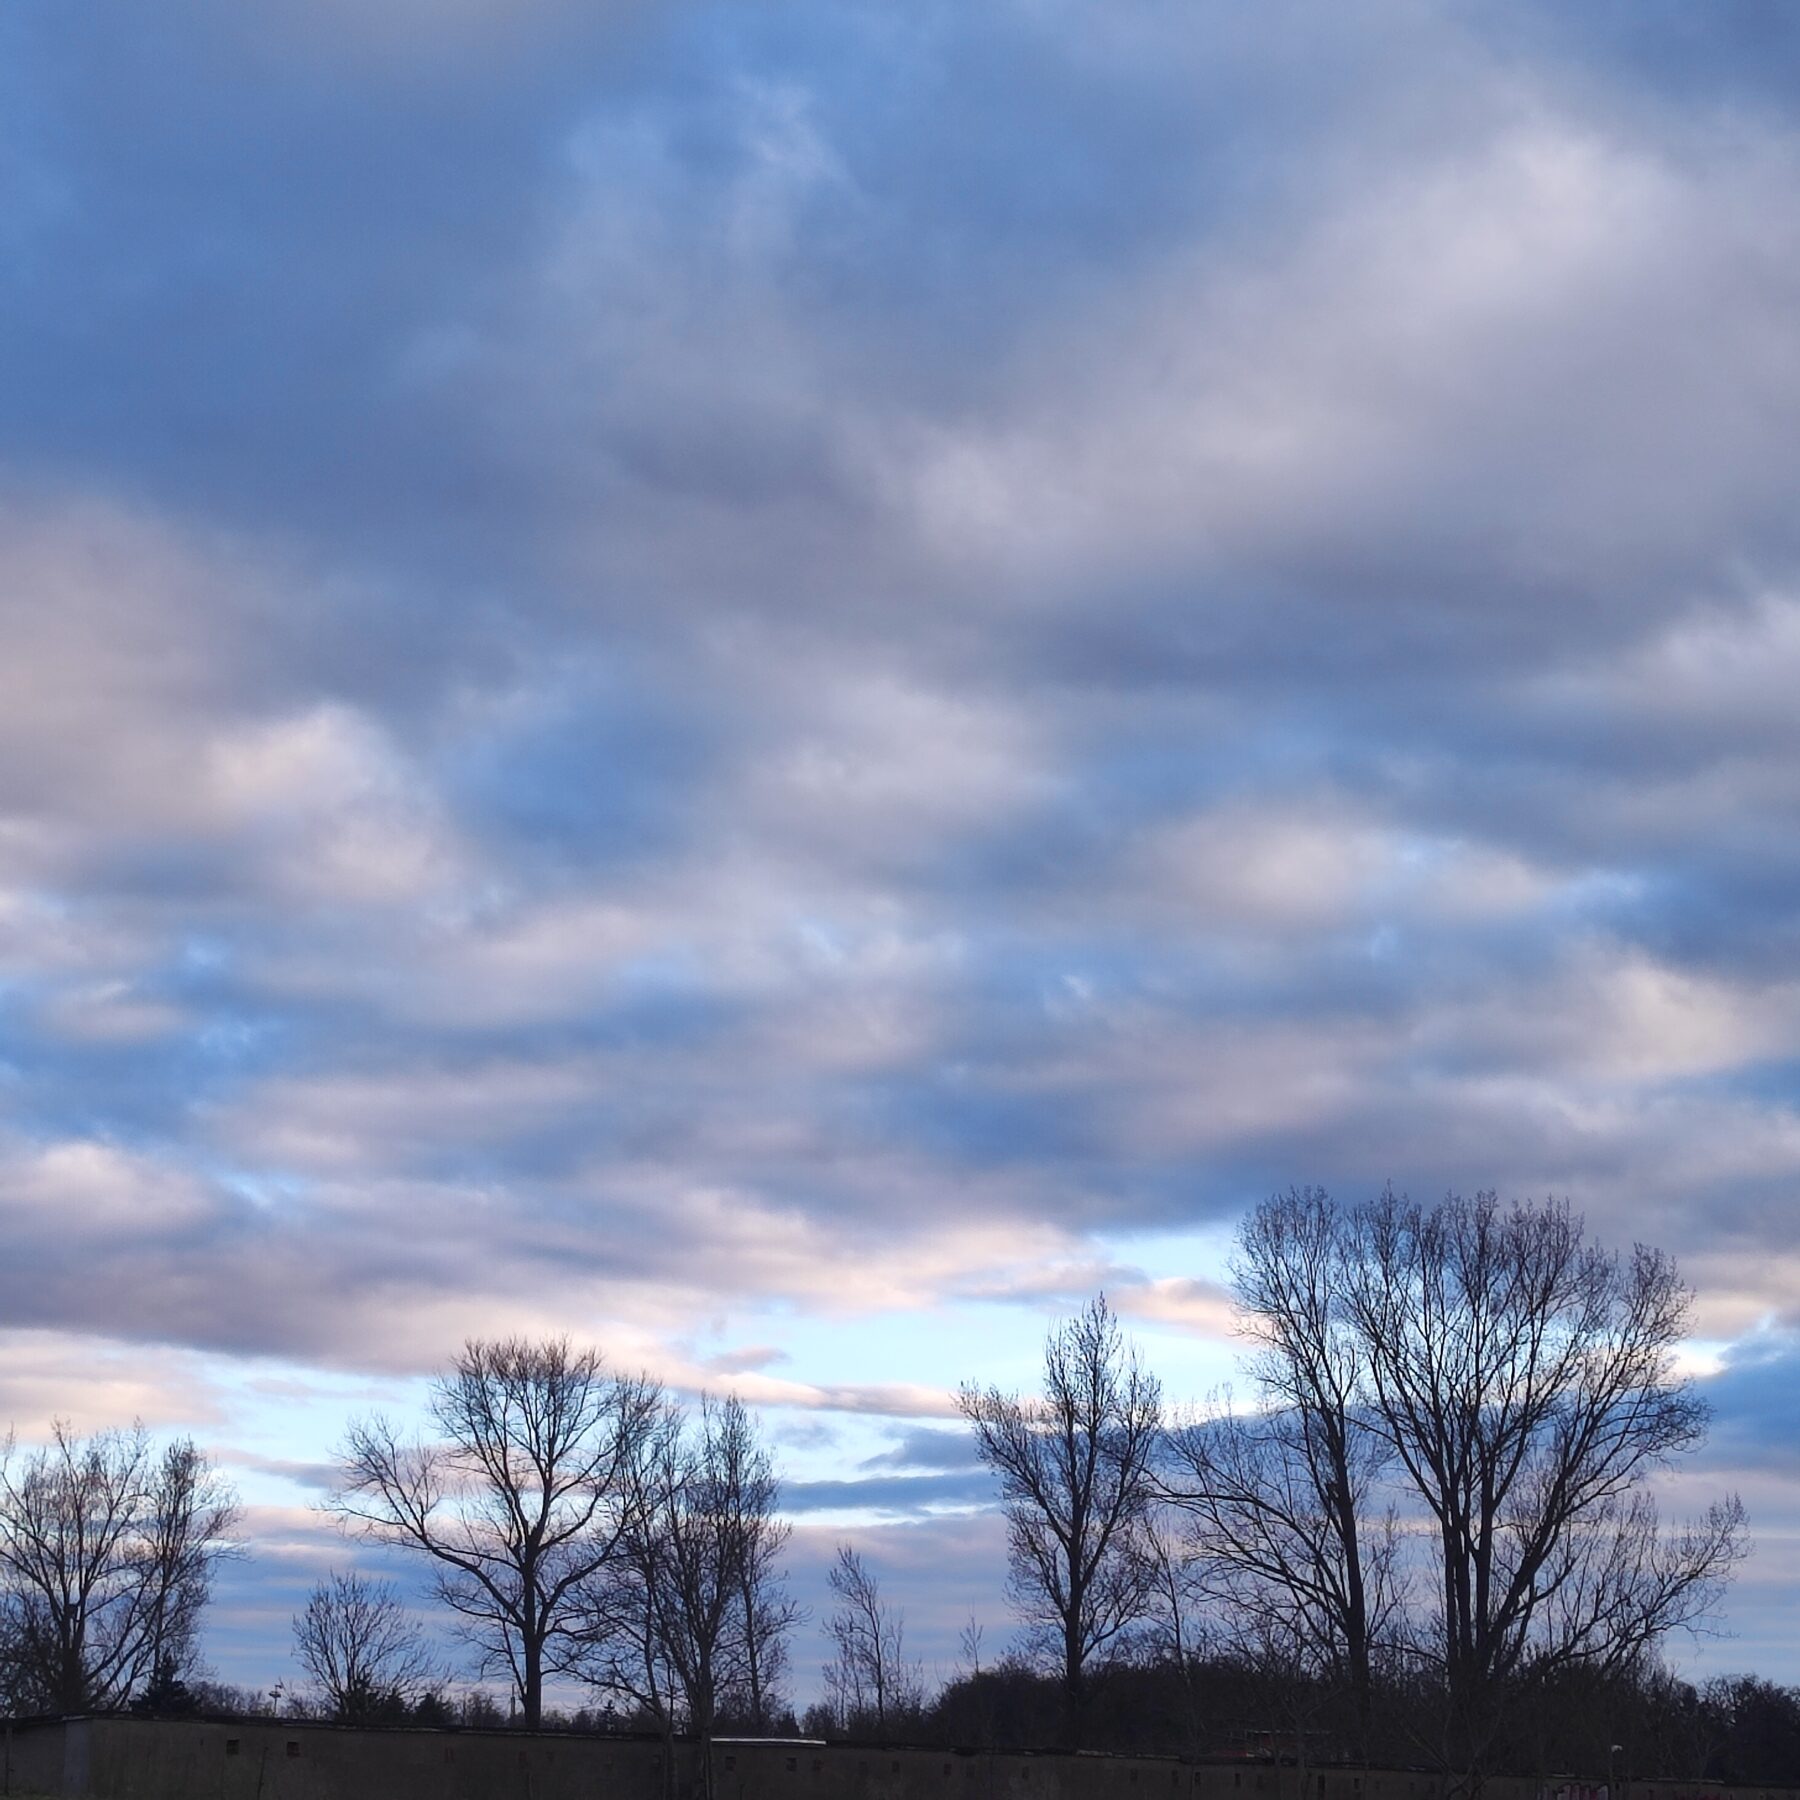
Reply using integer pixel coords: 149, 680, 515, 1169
694, 1678, 716, 1800
1063, 1616, 1085, 1750
59, 1642, 87, 1716
521, 1628, 543, 1730
740, 1570, 766, 1732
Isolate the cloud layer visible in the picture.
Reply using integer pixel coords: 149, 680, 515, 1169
5, 0, 1800, 1688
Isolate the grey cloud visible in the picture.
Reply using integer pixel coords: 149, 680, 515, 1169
218, 1451, 343, 1495
704, 1345, 792, 1376
859, 1427, 981, 1476
1695, 1337, 1800, 1475
781, 1471, 992, 1518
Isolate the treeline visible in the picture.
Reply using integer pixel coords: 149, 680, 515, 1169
144, 1654, 1800, 1792
845, 1658, 1800, 1789
0, 1189, 1767, 1791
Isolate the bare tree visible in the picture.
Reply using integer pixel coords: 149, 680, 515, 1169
823, 1544, 920, 1733
959, 1293, 1163, 1747
138, 1439, 243, 1703
0, 1423, 239, 1713
1199, 1189, 1745, 1783
293, 1571, 443, 1721
331, 1336, 660, 1728
956, 1616, 984, 1681
1233, 1603, 1340, 1786
1341, 1190, 1745, 1771
577, 1395, 800, 1791
729, 1405, 801, 1733
1161, 1189, 1396, 1746
1136, 1507, 1211, 1758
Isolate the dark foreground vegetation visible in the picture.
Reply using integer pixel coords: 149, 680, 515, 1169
97, 1655, 1800, 1791
0, 1188, 1771, 1792
917, 1658, 1800, 1788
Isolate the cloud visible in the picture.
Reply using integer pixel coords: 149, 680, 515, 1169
5, 0, 1800, 1689
6, 2, 1800, 1361
859, 1427, 982, 1475
1696, 1335, 1800, 1476
782, 1471, 992, 1519
0, 1331, 227, 1439
1111, 1277, 1239, 1342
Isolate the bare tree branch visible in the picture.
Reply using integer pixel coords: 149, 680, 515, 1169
1180, 1188, 1745, 1786
959, 1293, 1163, 1747
823, 1544, 921, 1734
0, 1423, 238, 1714
292, 1571, 444, 1722
1160, 1188, 1396, 1748
329, 1336, 659, 1728
574, 1392, 799, 1789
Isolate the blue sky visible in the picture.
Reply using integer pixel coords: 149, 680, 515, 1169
6, 0, 1800, 1702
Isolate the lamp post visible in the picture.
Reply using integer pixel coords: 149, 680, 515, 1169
1609, 1744, 1624, 1799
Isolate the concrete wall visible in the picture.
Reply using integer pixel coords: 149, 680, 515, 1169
3, 1717, 79, 1796
6, 1718, 675, 1800
4, 1719, 1797, 1800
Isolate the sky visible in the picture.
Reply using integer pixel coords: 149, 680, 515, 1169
6, 0, 1800, 1704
